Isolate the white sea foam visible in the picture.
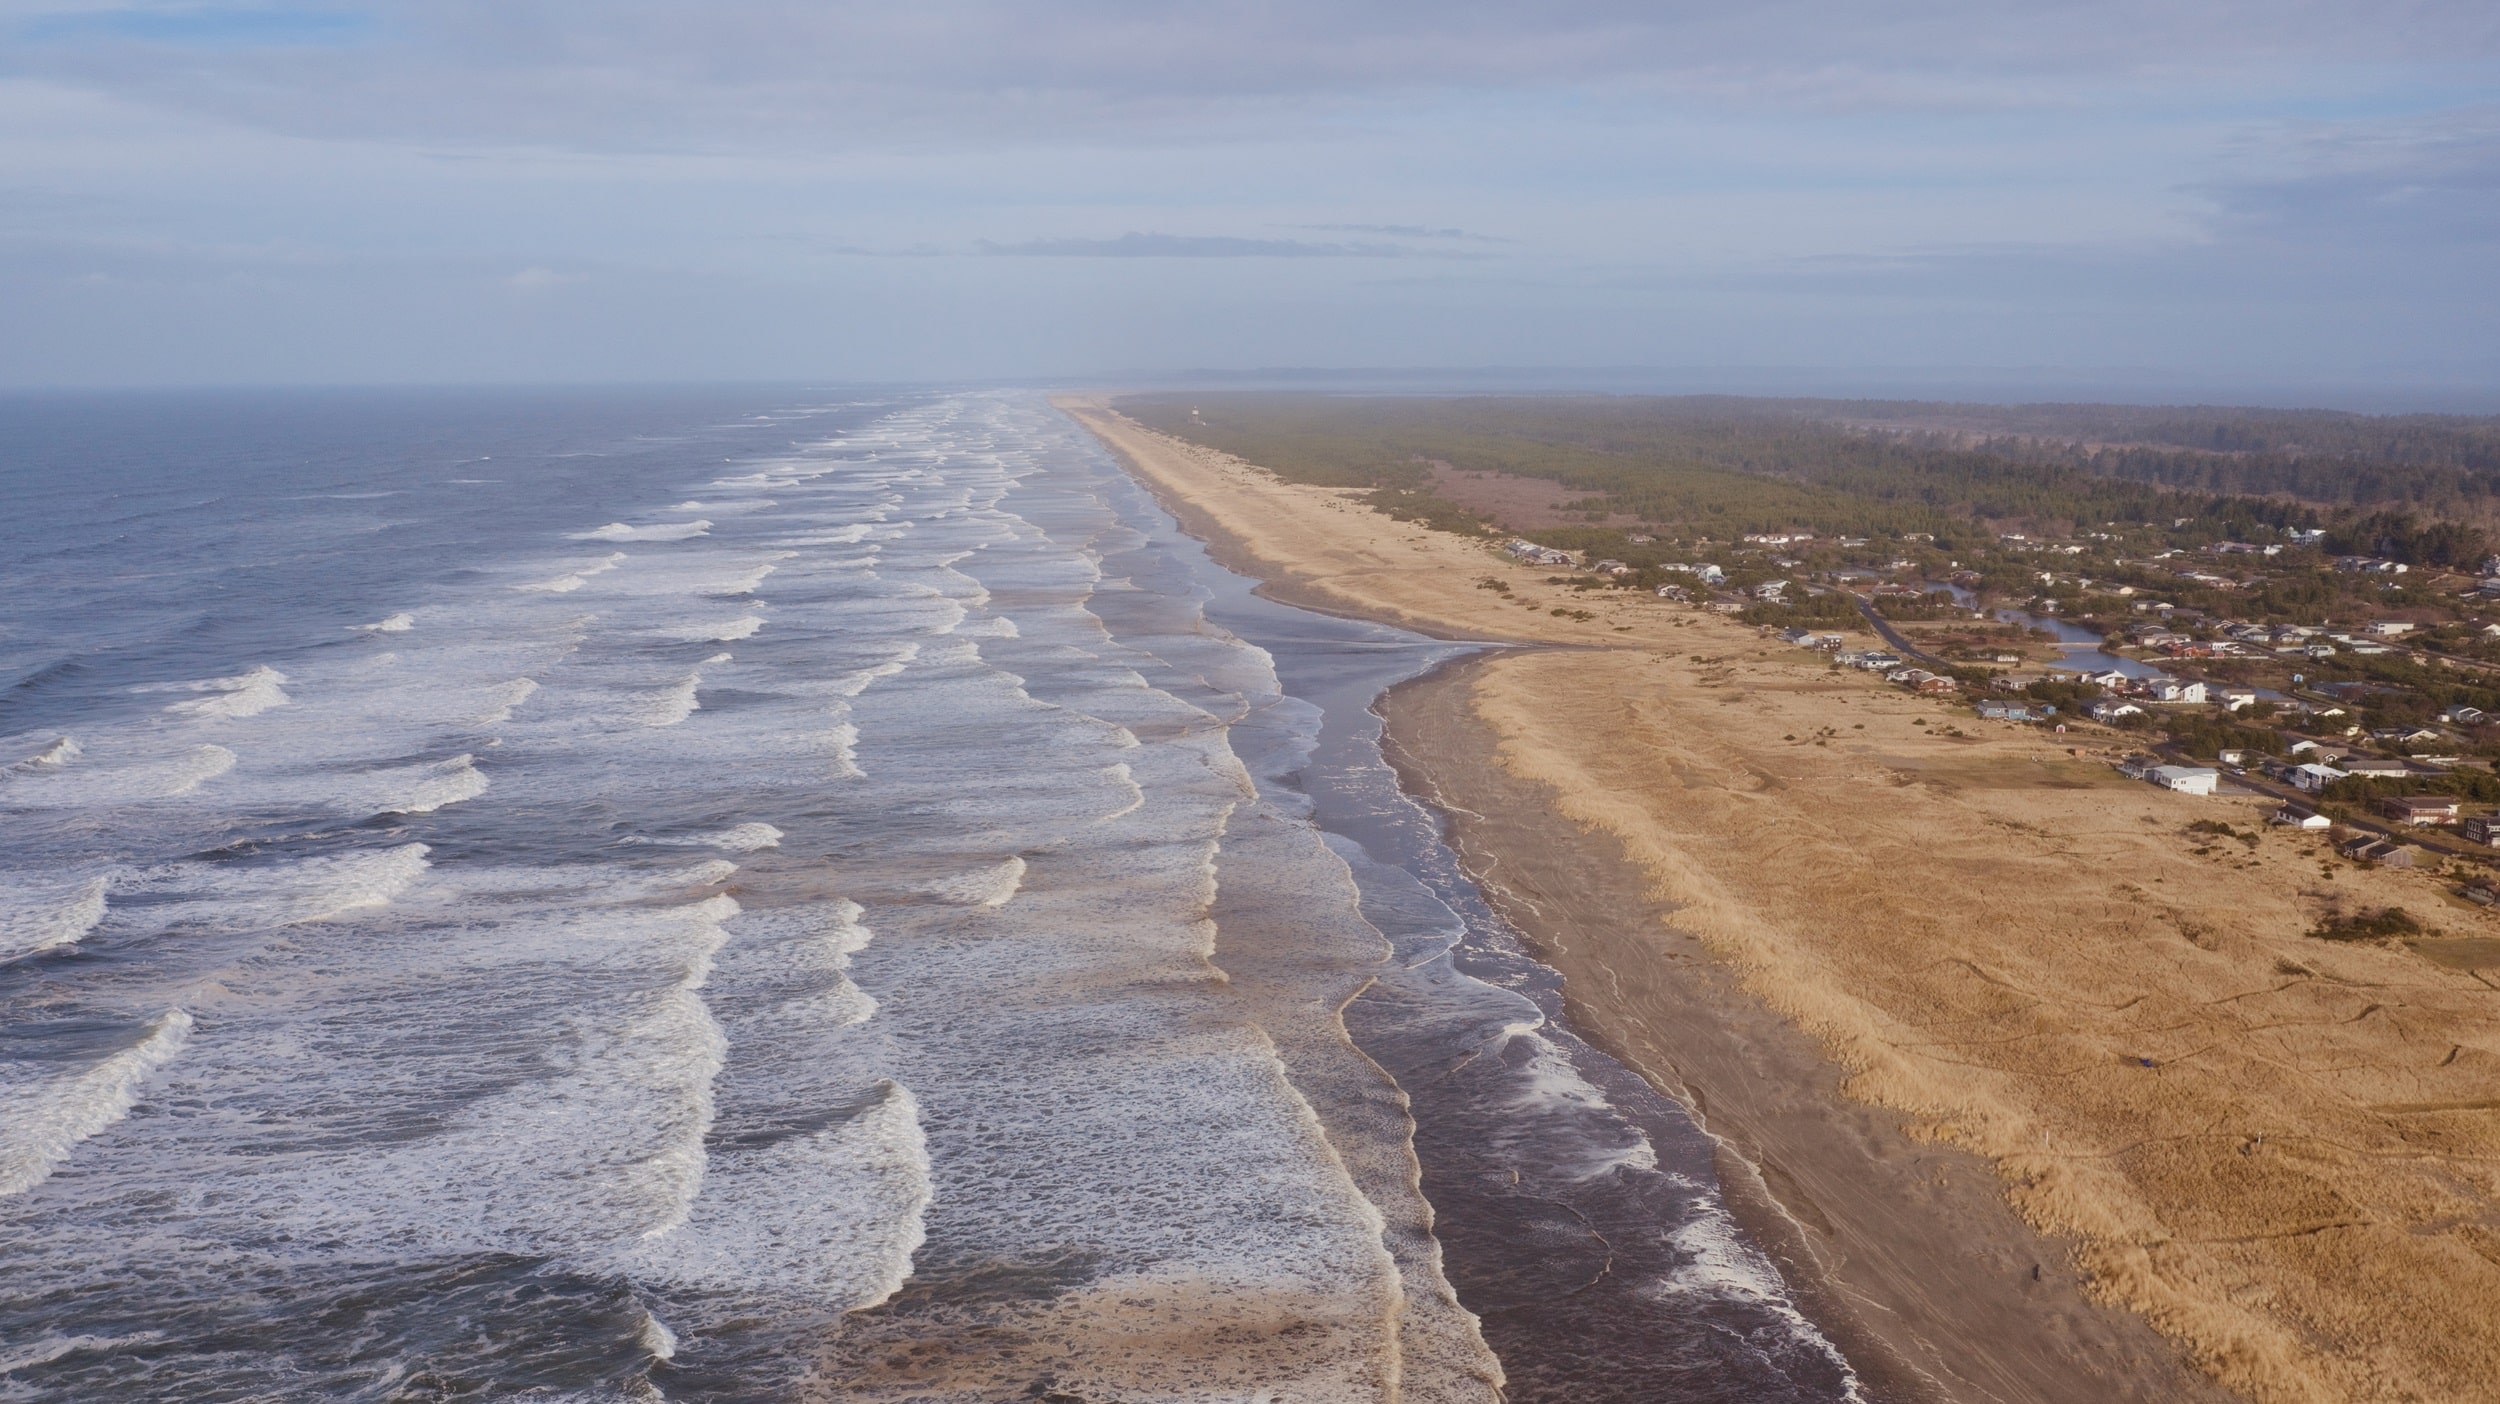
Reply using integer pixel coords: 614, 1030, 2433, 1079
161, 744, 237, 796
696, 555, 791, 597
1098, 763, 1146, 822
0, 1332, 164, 1375
823, 721, 861, 778
572, 520, 712, 543
14, 737, 80, 770
925, 856, 1025, 908
518, 553, 627, 593
477, 677, 540, 725
0, 876, 109, 963
356, 613, 416, 633
154, 666, 291, 719
622, 823, 782, 853
283, 844, 431, 923
354, 754, 489, 815
623, 1082, 929, 1309
638, 1310, 678, 1361
692, 615, 765, 642
0, 1009, 191, 1198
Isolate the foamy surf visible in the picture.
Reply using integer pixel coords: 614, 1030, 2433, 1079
12, 737, 81, 770
152, 666, 291, 719
356, 613, 416, 633
572, 520, 712, 542
0, 876, 109, 963
922, 855, 1025, 907
0, 1009, 191, 1198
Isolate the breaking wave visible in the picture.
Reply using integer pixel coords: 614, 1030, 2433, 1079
0, 1010, 191, 1199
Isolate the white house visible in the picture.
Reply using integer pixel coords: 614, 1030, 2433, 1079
2150, 766, 2220, 796
2151, 680, 2209, 704
2272, 804, 2333, 829
2291, 763, 2350, 792
2087, 700, 2144, 722
2365, 620, 2417, 636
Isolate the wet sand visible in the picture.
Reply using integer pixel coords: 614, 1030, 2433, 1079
1060, 394, 2500, 1404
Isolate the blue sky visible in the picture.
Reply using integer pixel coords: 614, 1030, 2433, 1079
2, 1, 2495, 398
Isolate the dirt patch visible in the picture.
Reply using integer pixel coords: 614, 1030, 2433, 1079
1422, 463, 1649, 533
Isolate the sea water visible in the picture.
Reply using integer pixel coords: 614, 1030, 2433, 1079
0, 388, 1857, 1401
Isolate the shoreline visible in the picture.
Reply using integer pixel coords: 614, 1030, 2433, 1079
1062, 392, 2500, 1404
1376, 655, 2230, 1403
1061, 393, 2229, 1399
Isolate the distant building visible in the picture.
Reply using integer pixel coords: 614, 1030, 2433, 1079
2150, 765, 2220, 795
2291, 763, 2350, 792
2463, 816, 2500, 847
2381, 795, 2462, 826
2338, 835, 2415, 867
2271, 804, 2331, 829
2364, 620, 2417, 636
2087, 700, 2144, 723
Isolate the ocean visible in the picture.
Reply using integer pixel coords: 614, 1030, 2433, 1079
0, 388, 1859, 1401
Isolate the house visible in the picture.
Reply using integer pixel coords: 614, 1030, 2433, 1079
2150, 765, 2220, 796
1916, 675, 1960, 696
2374, 726, 2446, 749
2462, 815, 2500, 847
1654, 584, 1691, 601
1854, 652, 1903, 671
2216, 748, 2247, 766
2271, 804, 2332, 829
1976, 702, 2034, 721
2220, 690, 2259, 712
2080, 669, 2133, 689
2338, 757, 2412, 779
2381, 795, 2462, 826
2150, 680, 2209, 704
1777, 627, 1820, 647
1505, 540, 1579, 568
2442, 705, 2487, 726
2087, 700, 2144, 723
2286, 738, 2324, 755
2115, 755, 2161, 780
1592, 559, 1633, 577
2291, 763, 2350, 792
2365, 620, 2417, 636
2338, 835, 2416, 867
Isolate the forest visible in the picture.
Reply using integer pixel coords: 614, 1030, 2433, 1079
1115, 393, 2500, 553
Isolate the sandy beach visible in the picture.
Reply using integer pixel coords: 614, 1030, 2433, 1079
1061, 395, 2500, 1404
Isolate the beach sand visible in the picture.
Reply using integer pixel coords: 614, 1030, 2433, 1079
1061, 395, 2500, 1404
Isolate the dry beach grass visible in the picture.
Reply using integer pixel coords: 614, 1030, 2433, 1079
1060, 395, 2500, 1404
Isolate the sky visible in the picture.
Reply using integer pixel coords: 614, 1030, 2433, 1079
2, 1, 2497, 399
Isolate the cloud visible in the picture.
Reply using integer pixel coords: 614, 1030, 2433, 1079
7, 1, 2497, 152
977, 233, 1409, 258
1302, 223, 1512, 243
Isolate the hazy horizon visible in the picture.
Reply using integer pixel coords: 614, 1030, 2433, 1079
3, 2, 2495, 395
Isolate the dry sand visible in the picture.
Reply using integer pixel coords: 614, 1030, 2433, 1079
1061, 395, 2500, 1404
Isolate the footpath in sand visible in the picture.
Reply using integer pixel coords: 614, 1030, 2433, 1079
1060, 395, 2500, 1404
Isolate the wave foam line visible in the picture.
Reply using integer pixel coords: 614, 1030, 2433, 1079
355, 613, 416, 633
152, 666, 290, 719
0, 876, 109, 963
572, 519, 712, 542
621, 823, 783, 853
0, 1009, 191, 1198
518, 553, 627, 593
11, 736, 79, 770
924, 856, 1025, 908
162, 744, 237, 796
289, 844, 431, 923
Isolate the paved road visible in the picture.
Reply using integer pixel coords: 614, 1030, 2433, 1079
1847, 594, 1956, 669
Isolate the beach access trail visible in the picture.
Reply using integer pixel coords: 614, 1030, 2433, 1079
1059, 394, 2500, 1404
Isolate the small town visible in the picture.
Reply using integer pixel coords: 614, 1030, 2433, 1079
1502, 522, 2500, 896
